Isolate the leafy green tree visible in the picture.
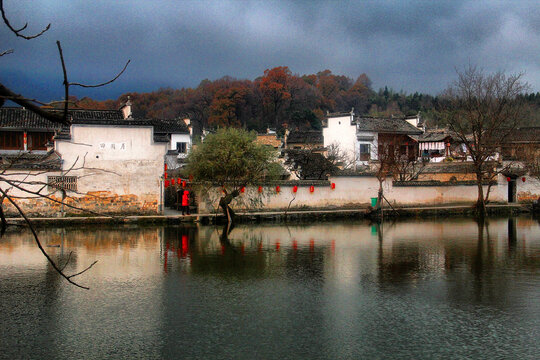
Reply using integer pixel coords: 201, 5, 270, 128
186, 128, 281, 223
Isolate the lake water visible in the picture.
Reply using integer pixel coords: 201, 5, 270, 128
1, 217, 539, 359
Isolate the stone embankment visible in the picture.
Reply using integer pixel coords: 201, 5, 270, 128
5, 204, 532, 227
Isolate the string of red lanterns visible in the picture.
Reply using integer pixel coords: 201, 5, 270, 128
165, 182, 337, 192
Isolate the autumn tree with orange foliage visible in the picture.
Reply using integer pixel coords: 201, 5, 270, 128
258, 66, 292, 129
208, 86, 248, 128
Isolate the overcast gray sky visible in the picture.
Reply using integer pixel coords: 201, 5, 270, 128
2, 0, 539, 101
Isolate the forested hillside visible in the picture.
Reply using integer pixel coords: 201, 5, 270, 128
64, 66, 540, 134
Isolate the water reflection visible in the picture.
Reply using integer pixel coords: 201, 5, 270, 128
1, 218, 539, 359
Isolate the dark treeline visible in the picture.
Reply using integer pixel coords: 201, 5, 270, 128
67, 66, 540, 134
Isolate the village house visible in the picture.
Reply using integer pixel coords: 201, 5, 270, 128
322, 110, 423, 168
413, 128, 465, 162
0, 103, 190, 216
284, 129, 324, 150
255, 129, 282, 150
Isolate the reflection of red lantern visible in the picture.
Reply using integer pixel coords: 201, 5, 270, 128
189, 174, 193, 182
276, 185, 280, 193
331, 183, 336, 190
293, 185, 298, 193
310, 185, 314, 193
522, 177, 526, 182
164, 180, 170, 187
182, 181, 186, 187
240, 186, 245, 193
506, 177, 511, 182
258, 186, 263, 193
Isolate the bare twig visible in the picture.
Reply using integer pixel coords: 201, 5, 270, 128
69, 60, 131, 88
59, 251, 73, 272
0, 48, 13, 56
0, 0, 51, 40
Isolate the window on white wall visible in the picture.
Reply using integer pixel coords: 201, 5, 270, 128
48, 176, 77, 192
360, 144, 371, 161
176, 142, 187, 153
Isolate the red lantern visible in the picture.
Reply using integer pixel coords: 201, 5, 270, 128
164, 172, 168, 179
506, 177, 511, 182
293, 185, 298, 193
522, 177, 526, 182
164, 180, 170, 187
276, 185, 280, 193
331, 183, 336, 190
258, 186, 263, 193
240, 186, 245, 193
310, 185, 314, 193
171, 178, 176, 185
182, 181, 186, 187
164, 163, 168, 171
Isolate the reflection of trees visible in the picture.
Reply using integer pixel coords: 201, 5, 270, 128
376, 218, 540, 308
189, 226, 268, 277
284, 242, 326, 281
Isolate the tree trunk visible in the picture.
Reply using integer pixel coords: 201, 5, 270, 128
476, 174, 487, 218
376, 179, 384, 210
219, 190, 239, 225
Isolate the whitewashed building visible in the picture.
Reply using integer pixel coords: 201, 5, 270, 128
323, 110, 423, 167
0, 105, 190, 216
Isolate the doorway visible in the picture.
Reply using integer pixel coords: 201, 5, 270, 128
508, 178, 516, 203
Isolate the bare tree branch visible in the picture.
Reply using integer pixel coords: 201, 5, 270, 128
0, 188, 95, 289
0, 0, 51, 40
56, 41, 70, 124
0, 83, 70, 125
0, 48, 13, 56
70, 60, 131, 88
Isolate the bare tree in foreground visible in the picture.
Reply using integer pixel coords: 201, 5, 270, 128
440, 66, 529, 217
0, 1, 129, 289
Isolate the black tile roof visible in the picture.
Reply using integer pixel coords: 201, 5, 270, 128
355, 117, 423, 135
287, 130, 324, 144
504, 127, 540, 143
0, 150, 61, 170
1, 107, 189, 134
326, 111, 354, 118
415, 129, 453, 142
0, 107, 62, 131
69, 109, 124, 120
2, 108, 189, 145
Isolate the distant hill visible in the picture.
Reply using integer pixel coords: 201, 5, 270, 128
55, 67, 540, 133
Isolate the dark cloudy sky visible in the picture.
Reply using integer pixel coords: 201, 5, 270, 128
2, 0, 539, 101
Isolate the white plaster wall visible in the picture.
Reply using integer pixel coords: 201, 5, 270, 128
197, 175, 514, 212
0, 171, 59, 198
170, 133, 191, 157
516, 174, 540, 202
55, 125, 167, 200
356, 130, 378, 164
323, 115, 357, 162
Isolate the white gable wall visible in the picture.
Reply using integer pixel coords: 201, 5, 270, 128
323, 115, 357, 164
54, 125, 168, 214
